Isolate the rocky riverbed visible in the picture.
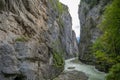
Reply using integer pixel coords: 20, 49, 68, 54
54, 70, 88, 80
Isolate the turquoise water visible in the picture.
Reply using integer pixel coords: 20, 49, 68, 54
65, 58, 107, 80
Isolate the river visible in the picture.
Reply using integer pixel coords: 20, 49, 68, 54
65, 58, 107, 80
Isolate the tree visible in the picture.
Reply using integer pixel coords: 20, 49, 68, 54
92, 0, 120, 74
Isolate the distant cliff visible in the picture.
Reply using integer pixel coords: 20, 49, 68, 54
78, 0, 111, 64
0, 0, 78, 80
60, 5, 78, 59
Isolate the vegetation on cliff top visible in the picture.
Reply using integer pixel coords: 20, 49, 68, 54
92, 0, 120, 79
49, 0, 64, 15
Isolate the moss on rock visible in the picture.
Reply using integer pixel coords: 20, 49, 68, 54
53, 50, 64, 68
15, 36, 29, 42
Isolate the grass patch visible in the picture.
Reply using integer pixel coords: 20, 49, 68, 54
15, 36, 29, 42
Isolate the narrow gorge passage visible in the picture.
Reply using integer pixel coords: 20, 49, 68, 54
56, 1, 107, 80
0, 0, 119, 80
60, 0, 80, 38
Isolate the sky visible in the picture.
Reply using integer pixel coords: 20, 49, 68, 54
60, 0, 81, 38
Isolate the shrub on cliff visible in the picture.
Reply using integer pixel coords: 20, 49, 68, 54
92, 0, 120, 73
53, 50, 64, 68
49, 0, 64, 15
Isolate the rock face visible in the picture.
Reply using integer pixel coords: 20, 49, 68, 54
54, 70, 88, 80
60, 5, 78, 59
0, 0, 78, 80
78, 0, 111, 63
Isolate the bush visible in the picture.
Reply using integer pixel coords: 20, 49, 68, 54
92, 0, 120, 73
106, 63, 120, 80
53, 50, 64, 68
56, 0, 64, 14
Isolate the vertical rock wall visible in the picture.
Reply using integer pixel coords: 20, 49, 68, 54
0, 0, 78, 80
78, 0, 111, 63
61, 6, 78, 59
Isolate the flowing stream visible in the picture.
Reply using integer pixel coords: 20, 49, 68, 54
65, 58, 107, 80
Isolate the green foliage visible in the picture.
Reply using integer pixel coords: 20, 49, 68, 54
106, 63, 120, 80
53, 50, 64, 68
49, 0, 64, 15
15, 36, 29, 42
92, 0, 120, 73
56, 0, 64, 14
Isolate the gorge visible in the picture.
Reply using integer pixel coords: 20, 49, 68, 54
0, 0, 78, 79
0, 0, 120, 80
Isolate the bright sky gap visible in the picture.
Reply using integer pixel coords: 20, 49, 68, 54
60, 0, 81, 38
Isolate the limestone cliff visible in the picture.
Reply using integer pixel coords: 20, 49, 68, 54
61, 8, 78, 59
0, 0, 78, 80
78, 0, 111, 64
